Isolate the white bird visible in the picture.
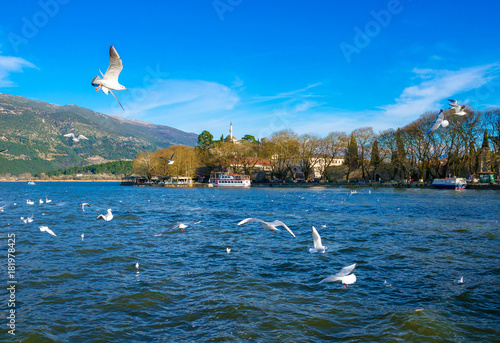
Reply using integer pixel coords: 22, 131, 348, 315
160, 153, 175, 165
91, 45, 127, 111
0, 206, 4, 212
384, 280, 392, 287
154, 221, 201, 236
427, 110, 449, 134
453, 105, 467, 116
448, 99, 459, 106
20, 213, 34, 224
458, 276, 464, 284
45, 197, 52, 203
135, 262, 139, 270
237, 218, 296, 238
27, 199, 34, 205
309, 225, 327, 253
82, 203, 90, 211
226, 247, 231, 254
319, 263, 357, 289
96, 209, 113, 221
39, 226, 56, 237
0, 149, 7, 153
39, 199, 44, 204
64, 133, 89, 142
81, 233, 84, 241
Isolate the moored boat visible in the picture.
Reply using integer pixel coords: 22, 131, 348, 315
209, 172, 251, 187
432, 178, 466, 189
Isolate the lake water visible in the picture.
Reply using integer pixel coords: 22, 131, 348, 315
1, 182, 499, 342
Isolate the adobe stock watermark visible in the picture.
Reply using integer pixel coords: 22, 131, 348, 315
213, 0, 243, 21
258, 109, 291, 139
8, 0, 70, 53
339, 0, 407, 63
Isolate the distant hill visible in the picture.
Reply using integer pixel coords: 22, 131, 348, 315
0, 93, 198, 175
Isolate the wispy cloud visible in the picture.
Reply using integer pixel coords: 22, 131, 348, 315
0, 54, 36, 87
108, 79, 239, 123
380, 63, 500, 121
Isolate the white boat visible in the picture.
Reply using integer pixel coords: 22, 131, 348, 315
432, 178, 466, 189
209, 172, 251, 187
27, 181, 35, 185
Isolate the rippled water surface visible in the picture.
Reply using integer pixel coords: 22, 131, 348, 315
1, 182, 499, 342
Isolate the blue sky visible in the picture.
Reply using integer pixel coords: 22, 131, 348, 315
1, 1, 499, 140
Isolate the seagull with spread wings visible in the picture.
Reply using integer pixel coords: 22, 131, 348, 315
319, 263, 357, 289
91, 45, 128, 111
160, 153, 175, 165
237, 218, 296, 238
155, 221, 201, 236
427, 110, 449, 134
64, 133, 89, 142
309, 225, 327, 253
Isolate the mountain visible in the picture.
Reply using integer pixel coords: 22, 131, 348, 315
0, 93, 198, 175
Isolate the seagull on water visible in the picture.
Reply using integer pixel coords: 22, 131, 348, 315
384, 280, 392, 287
427, 110, 449, 134
64, 133, 89, 143
81, 233, 84, 241
39, 226, 57, 237
154, 221, 201, 236
457, 276, 464, 284
237, 218, 296, 237
160, 153, 175, 165
226, 247, 231, 254
39, 199, 44, 204
319, 263, 357, 289
81, 203, 90, 211
91, 45, 127, 111
135, 262, 139, 270
309, 225, 327, 253
0, 206, 4, 212
97, 209, 113, 221
27, 199, 34, 205
45, 197, 52, 203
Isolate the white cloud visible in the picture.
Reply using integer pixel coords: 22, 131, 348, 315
0, 55, 36, 87
380, 63, 500, 121
108, 79, 240, 123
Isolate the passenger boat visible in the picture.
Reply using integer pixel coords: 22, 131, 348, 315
432, 178, 467, 189
209, 172, 251, 187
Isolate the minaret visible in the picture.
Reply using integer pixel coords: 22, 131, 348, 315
230, 122, 233, 140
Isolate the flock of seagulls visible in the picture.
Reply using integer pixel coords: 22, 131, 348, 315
4, 192, 469, 291
427, 99, 467, 134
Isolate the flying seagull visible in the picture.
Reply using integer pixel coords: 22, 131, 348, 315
97, 209, 113, 221
21, 213, 34, 224
452, 105, 467, 116
0, 149, 7, 153
39, 226, 57, 237
91, 45, 127, 111
427, 110, 449, 134
64, 133, 89, 143
319, 263, 357, 289
154, 221, 201, 236
160, 153, 175, 165
448, 99, 459, 106
237, 218, 296, 238
309, 225, 327, 253
81, 203, 90, 211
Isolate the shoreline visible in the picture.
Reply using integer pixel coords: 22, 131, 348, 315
1, 180, 498, 190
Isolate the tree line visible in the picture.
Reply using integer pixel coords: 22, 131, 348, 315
132, 107, 500, 182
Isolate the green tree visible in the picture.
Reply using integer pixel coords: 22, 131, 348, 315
344, 133, 359, 181
370, 139, 381, 180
